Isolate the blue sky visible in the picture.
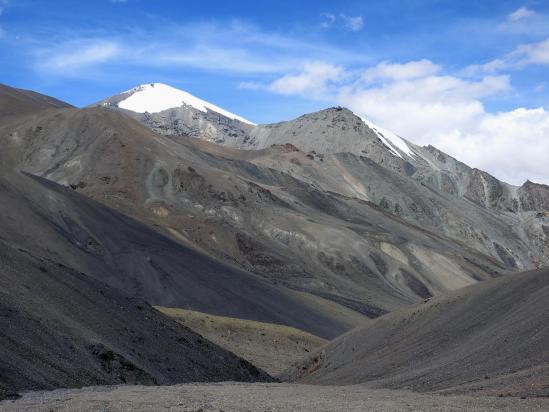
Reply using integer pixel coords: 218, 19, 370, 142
1, 0, 549, 184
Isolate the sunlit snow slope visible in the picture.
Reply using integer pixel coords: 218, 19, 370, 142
117, 83, 255, 125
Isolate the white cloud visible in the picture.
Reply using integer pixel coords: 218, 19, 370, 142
462, 58, 507, 76
240, 62, 346, 99
465, 37, 549, 75
508, 6, 535, 22
511, 37, 549, 65
363, 59, 440, 82
437, 108, 549, 184
268, 62, 346, 96
340, 14, 363, 32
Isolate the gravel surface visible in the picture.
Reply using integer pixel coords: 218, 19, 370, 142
1, 383, 548, 412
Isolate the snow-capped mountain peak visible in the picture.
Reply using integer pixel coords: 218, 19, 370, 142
115, 83, 255, 125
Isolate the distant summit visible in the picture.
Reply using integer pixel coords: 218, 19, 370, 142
97, 82, 255, 125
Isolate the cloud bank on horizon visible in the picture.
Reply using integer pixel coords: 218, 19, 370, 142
0, 0, 548, 185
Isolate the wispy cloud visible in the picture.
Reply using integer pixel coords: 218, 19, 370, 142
498, 5, 549, 36
320, 12, 363, 32
511, 37, 549, 66
534, 82, 546, 92
464, 37, 549, 75
340, 14, 363, 32
0, 0, 9, 40
0, 0, 9, 16
320, 13, 335, 29
507, 6, 535, 22
37, 40, 121, 71
30, 21, 369, 78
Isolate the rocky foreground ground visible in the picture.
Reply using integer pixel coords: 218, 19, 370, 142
1, 383, 548, 412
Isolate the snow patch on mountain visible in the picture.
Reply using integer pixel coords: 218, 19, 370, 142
356, 114, 415, 159
117, 83, 255, 125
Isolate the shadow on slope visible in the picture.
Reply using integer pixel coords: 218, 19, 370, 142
287, 268, 549, 397
0, 240, 272, 401
0, 171, 362, 339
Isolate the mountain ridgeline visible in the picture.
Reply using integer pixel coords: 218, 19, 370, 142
1, 81, 549, 400
96, 83, 549, 273
3, 83, 549, 313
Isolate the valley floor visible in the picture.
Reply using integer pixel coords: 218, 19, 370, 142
2, 383, 548, 412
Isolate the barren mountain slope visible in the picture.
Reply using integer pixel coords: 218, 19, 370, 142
287, 268, 549, 397
0, 84, 71, 119
106, 85, 549, 271
234, 142, 549, 270
0, 99, 512, 318
0, 237, 273, 402
207, 107, 549, 271
0, 171, 362, 339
